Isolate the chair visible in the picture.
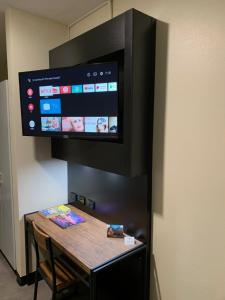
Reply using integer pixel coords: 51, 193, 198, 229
32, 221, 78, 300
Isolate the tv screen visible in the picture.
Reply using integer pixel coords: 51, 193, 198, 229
19, 62, 119, 140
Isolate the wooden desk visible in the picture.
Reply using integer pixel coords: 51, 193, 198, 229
25, 205, 146, 300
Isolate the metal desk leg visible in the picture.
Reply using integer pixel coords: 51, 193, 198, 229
90, 270, 97, 300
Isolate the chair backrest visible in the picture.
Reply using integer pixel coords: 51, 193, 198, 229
32, 221, 50, 252
32, 221, 56, 287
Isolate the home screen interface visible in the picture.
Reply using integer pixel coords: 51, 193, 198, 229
19, 62, 118, 137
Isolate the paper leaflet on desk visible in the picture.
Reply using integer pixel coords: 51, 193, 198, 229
40, 205, 71, 218
50, 211, 85, 229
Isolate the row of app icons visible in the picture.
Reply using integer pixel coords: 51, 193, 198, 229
26, 82, 117, 98
29, 116, 118, 134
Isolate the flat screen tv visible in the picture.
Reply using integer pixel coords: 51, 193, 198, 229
19, 62, 120, 140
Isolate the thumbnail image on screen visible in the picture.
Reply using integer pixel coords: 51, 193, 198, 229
85, 117, 108, 133
61, 116, 118, 134
62, 117, 85, 132
109, 117, 117, 133
41, 117, 61, 132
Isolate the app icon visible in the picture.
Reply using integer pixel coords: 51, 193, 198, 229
95, 83, 107, 92
93, 72, 97, 76
72, 85, 83, 93
108, 82, 117, 92
27, 88, 33, 97
83, 84, 95, 93
29, 120, 35, 128
51, 87, 60, 95
39, 86, 53, 97
28, 103, 34, 112
87, 73, 91, 77
100, 72, 103, 76
40, 99, 61, 114
60, 86, 71, 94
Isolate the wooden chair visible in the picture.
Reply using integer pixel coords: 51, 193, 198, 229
32, 221, 78, 300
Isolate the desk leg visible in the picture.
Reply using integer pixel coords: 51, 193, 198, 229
90, 271, 97, 300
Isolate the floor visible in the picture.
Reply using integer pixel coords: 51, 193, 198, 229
0, 252, 89, 300
0, 252, 52, 300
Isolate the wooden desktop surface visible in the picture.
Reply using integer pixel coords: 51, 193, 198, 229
26, 205, 143, 274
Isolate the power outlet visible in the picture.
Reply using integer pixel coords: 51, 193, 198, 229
87, 199, 95, 210
70, 192, 77, 202
77, 195, 86, 205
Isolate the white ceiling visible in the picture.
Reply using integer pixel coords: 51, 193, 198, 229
0, 0, 108, 25
0, 0, 109, 80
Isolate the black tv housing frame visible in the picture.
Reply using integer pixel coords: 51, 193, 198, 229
49, 8, 156, 300
50, 9, 156, 178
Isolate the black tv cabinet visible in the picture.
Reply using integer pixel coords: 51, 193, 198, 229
50, 9, 156, 177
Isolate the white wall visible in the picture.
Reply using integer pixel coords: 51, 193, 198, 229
0, 80, 15, 268
5, 7, 69, 276
69, 1, 111, 39
70, 1, 225, 300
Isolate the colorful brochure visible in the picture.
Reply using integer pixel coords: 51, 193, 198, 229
50, 211, 85, 229
40, 205, 71, 218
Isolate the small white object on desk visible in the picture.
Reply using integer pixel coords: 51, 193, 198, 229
124, 236, 135, 245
